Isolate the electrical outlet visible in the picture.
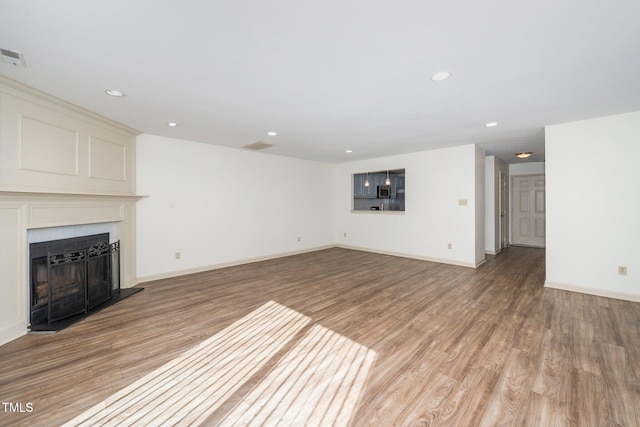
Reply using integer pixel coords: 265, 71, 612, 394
344, 232, 347, 238
618, 266, 627, 276
448, 243, 452, 249
297, 236, 301, 242
175, 252, 181, 260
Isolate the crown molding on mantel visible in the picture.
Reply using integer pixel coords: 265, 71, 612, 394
0, 190, 147, 201
0, 190, 146, 231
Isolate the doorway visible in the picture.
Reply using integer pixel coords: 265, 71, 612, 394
511, 174, 545, 247
499, 171, 508, 249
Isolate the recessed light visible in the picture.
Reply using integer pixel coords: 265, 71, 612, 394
267, 131, 277, 136
105, 89, 125, 97
516, 152, 532, 159
431, 71, 451, 82
345, 150, 353, 153
168, 122, 178, 127
485, 122, 498, 127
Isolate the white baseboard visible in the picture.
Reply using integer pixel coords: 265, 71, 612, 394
336, 244, 479, 268
137, 245, 335, 283
0, 319, 28, 347
138, 244, 486, 285
544, 281, 640, 303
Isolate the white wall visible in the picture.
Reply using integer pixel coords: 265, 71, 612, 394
335, 144, 484, 267
510, 162, 545, 176
136, 134, 336, 280
484, 156, 509, 254
546, 111, 640, 301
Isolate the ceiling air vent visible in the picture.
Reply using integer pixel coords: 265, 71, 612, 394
1, 48, 27, 67
242, 141, 274, 151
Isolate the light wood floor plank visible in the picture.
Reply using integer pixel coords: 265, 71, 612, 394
1, 246, 640, 426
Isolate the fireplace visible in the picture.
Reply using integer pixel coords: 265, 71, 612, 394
29, 233, 136, 332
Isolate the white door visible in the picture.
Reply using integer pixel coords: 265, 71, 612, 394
512, 175, 545, 247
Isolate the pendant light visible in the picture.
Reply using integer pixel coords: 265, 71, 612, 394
364, 172, 370, 187
385, 170, 391, 186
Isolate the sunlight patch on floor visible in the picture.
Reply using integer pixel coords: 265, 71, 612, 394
219, 323, 376, 426
61, 301, 376, 426
62, 301, 310, 426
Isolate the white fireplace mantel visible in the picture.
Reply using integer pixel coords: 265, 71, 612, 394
0, 191, 144, 346
0, 76, 143, 346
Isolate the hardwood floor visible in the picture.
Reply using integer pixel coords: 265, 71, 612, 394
1, 247, 639, 426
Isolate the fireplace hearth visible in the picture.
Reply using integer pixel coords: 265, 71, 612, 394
29, 233, 142, 332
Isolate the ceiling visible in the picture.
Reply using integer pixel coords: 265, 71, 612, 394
1, 1, 639, 164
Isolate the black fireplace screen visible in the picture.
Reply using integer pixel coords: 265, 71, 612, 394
30, 233, 120, 327
49, 250, 86, 322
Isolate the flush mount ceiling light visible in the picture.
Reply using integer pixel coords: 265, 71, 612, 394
345, 150, 353, 153
485, 122, 498, 127
167, 122, 178, 127
515, 152, 532, 159
431, 71, 451, 82
105, 89, 125, 97
267, 131, 277, 136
